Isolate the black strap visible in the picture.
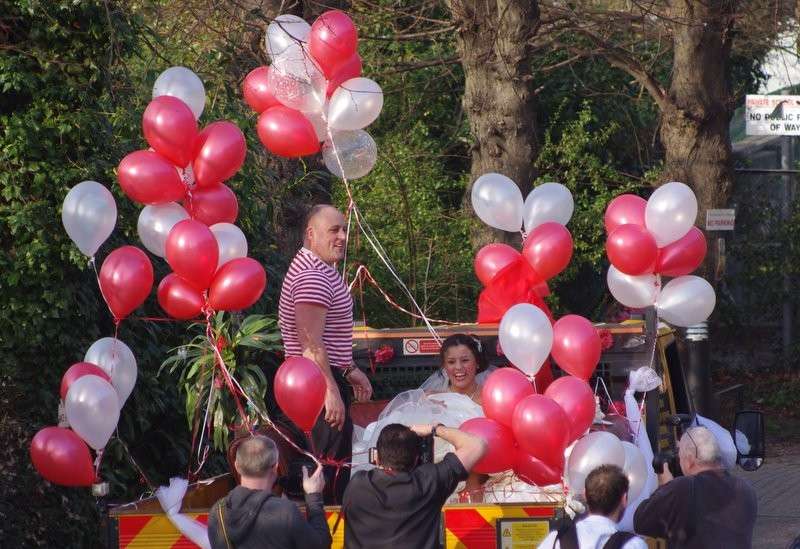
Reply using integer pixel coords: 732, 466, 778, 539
603, 531, 636, 549
554, 518, 579, 549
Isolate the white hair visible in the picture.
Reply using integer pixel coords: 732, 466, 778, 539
679, 426, 721, 465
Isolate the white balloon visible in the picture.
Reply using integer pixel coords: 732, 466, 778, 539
265, 14, 311, 60
210, 223, 248, 269
471, 173, 524, 232
656, 275, 716, 327
84, 337, 138, 406
498, 303, 553, 376
65, 375, 120, 450
327, 77, 384, 131
645, 182, 698, 247
137, 202, 189, 258
322, 130, 378, 180
607, 266, 660, 308
304, 108, 329, 142
523, 182, 574, 232
62, 181, 117, 257
268, 44, 326, 113
153, 66, 206, 120
621, 441, 648, 501
566, 431, 626, 495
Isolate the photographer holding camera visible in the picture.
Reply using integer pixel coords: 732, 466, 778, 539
342, 422, 487, 549
634, 426, 757, 548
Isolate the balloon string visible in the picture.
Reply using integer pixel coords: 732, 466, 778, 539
90, 256, 119, 324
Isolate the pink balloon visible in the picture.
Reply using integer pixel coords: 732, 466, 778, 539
142, 96, 198, 168
474, 243, 520, 286
192, 121, 247, 187
242, 66, 280, 113
326, 54, 362, 97
187, 184, 238, 226
544, 376, 596, 443
551, 315, 601, 380
522, 222, 573, 280
98, 246, 154, 321
604, 194, 647, 233
118, 150, 186, 205
257, 106, 321, 158
310, 10, 358, 77
157, 273, 205, 320
655, 226, 707, 276
165, 219, 219, 290
30, 427, 95, 487
460, 417, 516, 474
60, 362, 111, 401
481, 368, 535, 428
275, 357, 327, 432
514, 451, 563, 486
606, 224, 658, 275
208, 258, 267, 311
512, 394, 570, 467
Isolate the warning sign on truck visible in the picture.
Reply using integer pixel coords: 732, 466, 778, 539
403, 338, 441, 355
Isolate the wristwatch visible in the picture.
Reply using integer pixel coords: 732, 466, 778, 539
432, 423, 444, 438
342, 365, 357, 379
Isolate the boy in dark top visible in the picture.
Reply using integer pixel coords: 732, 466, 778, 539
343, 422, 487, 549
634, 426, 757, 548
208, 435, 331, 549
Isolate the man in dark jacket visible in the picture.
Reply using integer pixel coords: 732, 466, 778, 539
208, 435, 331, 549
634, 426, 757, 548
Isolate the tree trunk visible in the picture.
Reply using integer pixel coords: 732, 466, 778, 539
660, 1, 736, 280
447, 0, 540, 247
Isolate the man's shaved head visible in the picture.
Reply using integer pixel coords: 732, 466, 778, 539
303, 204, 347, 265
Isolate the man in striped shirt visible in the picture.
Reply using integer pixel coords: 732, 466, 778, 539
278, 204, 373, 503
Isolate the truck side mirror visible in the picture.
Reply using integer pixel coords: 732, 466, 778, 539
733, 410, 765, 471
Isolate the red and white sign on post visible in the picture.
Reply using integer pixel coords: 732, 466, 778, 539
403, 338, 442, 355
705, 209, 735, 231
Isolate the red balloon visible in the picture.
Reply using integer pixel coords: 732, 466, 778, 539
208, 257, 266, 311
326, 54, 362, 97
655, 226, 707, 276
605, 194, 647, 233
99, 246, 154, 321
187, 184, 238, 226
60, 362, 111, 401
522, 222, 573, 280
142, 96, 198, 168
512, 394, 570, 467
606, 224, 658, 275
30, 427, 95, 487
165, 219, 219, 290
157, 273, 205, 319
460, 417, 516, 474
474, 243, 520, 286
310, 10, 359, 77
514, 451, 563, 486
551, 315, 601, 380
257, 107, 321, 158
481, 368, 535, 428
242, 66, 281, 114
192, 121, 247, 187
275, 357, 327, 432
544, 376, 596, 443
118, 150, 186, 205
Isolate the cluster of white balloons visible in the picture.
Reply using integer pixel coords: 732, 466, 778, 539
64, 338, 138, 451
607, 182, 716, 327
266, 14, 383, 179
471, 173, 574, 233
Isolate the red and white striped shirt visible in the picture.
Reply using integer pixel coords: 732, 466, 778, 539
278, 248, 353, 369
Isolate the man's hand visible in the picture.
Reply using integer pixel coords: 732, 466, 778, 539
658, 463, 675, 486
324, 385, 345, 431
347, 367, 373, 402
302, 464, 325, 495
410, 424, 434, 437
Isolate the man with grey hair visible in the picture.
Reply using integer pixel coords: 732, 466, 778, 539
208, 435, 331, 549
634, 426, 757, 548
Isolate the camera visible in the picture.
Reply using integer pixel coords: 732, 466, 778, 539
652, 451, 683, 477
368, 433, 435, 467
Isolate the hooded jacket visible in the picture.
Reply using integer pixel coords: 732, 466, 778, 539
208, 486, 331, 549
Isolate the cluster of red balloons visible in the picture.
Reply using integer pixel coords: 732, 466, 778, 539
460, 369, 596, 485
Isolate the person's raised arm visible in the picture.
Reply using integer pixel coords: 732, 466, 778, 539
411, 424, 487, 472
286, 464, 332, 549
296, 302, 345, 430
